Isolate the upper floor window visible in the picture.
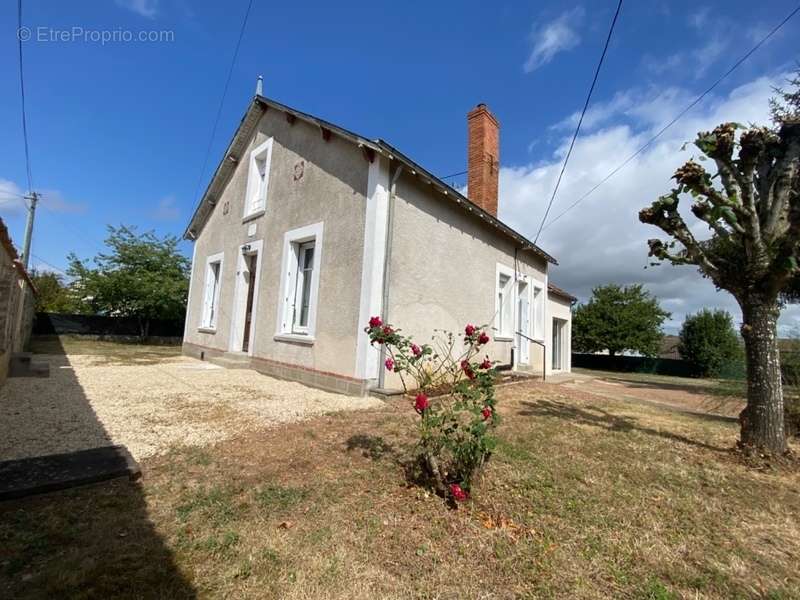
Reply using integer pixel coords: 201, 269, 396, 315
244, 138, 273, 217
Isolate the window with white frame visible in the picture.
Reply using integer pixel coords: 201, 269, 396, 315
496, 271, 513, 338
278, 223, 323, 338
532, 285, 545, 339
244, 138, 273, 217
201, 253, 224, 329
292, 241, 315, 332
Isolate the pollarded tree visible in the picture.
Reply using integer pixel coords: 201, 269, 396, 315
639, 118, 799, 454
572, 284, 670, 357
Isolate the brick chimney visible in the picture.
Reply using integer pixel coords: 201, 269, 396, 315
467, 103, 500, 216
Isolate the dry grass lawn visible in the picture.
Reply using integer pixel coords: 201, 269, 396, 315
1, 356, 799, 598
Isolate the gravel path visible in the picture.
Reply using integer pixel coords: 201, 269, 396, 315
0, 354, 382, 461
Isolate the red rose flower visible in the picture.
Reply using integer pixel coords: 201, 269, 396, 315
449, 483, 468, 502
411, 344, 422, 357
384, 358, 394, 371
414, 393, 430, 413
479, 358, 492, 370
464, 324, 476, 337
477, 332, 490, 345
369, 316, 383, 328
382, 326, 394, 336
481, 406, 492, 420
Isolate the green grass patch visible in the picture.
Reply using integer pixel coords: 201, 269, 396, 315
253, 484, 308, 512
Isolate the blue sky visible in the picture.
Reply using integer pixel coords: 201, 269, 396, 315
1, 0, 799, 331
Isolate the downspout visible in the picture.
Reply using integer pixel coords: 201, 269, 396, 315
513, 247, 519, 371
377, 164, 404, 389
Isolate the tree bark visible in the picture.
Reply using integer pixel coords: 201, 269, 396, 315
738, 298, 787, 454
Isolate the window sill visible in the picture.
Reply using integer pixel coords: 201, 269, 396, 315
242, 209, 266, 223
198, 327, 217, 334
494, 336, 513, 342
274, 333, 315, 345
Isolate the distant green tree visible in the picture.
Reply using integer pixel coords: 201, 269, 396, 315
678, 309, 743, 377
67, 225, 190, 339
572, 284, 670, 357
28, 270, 81, 313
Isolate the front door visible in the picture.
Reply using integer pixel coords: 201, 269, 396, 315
517, 281, 530, 365
241, 254, 258, 352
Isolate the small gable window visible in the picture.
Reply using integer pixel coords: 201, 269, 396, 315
244, 138, 273, 217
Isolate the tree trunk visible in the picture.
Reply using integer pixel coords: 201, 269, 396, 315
738, 298, 787, 454
138, 316, 150, 343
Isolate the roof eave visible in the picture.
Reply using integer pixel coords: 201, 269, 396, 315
373, 140, 558, 265
183, 95, 559, 267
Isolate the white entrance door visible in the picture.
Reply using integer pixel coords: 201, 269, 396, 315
517, 281, 530, 365
229, 241, 263, 354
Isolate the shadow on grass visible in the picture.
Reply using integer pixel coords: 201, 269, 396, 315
345, 434, 397, 461
0, 335, 195, 598
517, 399, 730, 453
596, 374, 733, 397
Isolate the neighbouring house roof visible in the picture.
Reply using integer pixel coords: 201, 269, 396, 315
547, 282, 576, 303
660, 335, 681, 359
184, 95, 557, 265
0, 218, 37, 294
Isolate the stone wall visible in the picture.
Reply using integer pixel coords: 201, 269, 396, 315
0, 219, 36, 386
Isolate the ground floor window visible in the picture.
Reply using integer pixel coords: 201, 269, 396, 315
495, 266, 514, 339
292, 241, 315, 333
277, 222, 324, 338
201, 253, 224, 330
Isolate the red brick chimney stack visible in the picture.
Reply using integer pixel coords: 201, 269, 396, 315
467, 103, 500, 217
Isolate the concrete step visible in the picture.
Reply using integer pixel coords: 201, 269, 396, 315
207, 354, 251, 370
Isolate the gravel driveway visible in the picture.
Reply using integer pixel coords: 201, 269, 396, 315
0, 351, 382, 461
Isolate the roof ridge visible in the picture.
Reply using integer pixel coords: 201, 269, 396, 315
184, 95, 558, 265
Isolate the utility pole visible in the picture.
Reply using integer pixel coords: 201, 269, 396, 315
21, 191, 38, 270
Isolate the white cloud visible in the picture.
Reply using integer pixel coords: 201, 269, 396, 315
151, 194, 181, 221
550, 90, 635, 132
115, 0, 159, 18
643, 9, 732, 80
0, 179, 27, 214
688, 6, 711, 30
498, 72, 798, 334
0, 182, 85, 215
523, 7, 585, 73
39, 189, 88, 214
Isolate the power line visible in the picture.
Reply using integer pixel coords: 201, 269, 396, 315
439, 169, 467, 180
192, 0, 255, 205
540, 2, 800, 234
31, 253, 68, 276
17, 0, 34, 193
533, 0, 623, 244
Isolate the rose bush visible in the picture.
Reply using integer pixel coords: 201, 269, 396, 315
365, 318, 499, 504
